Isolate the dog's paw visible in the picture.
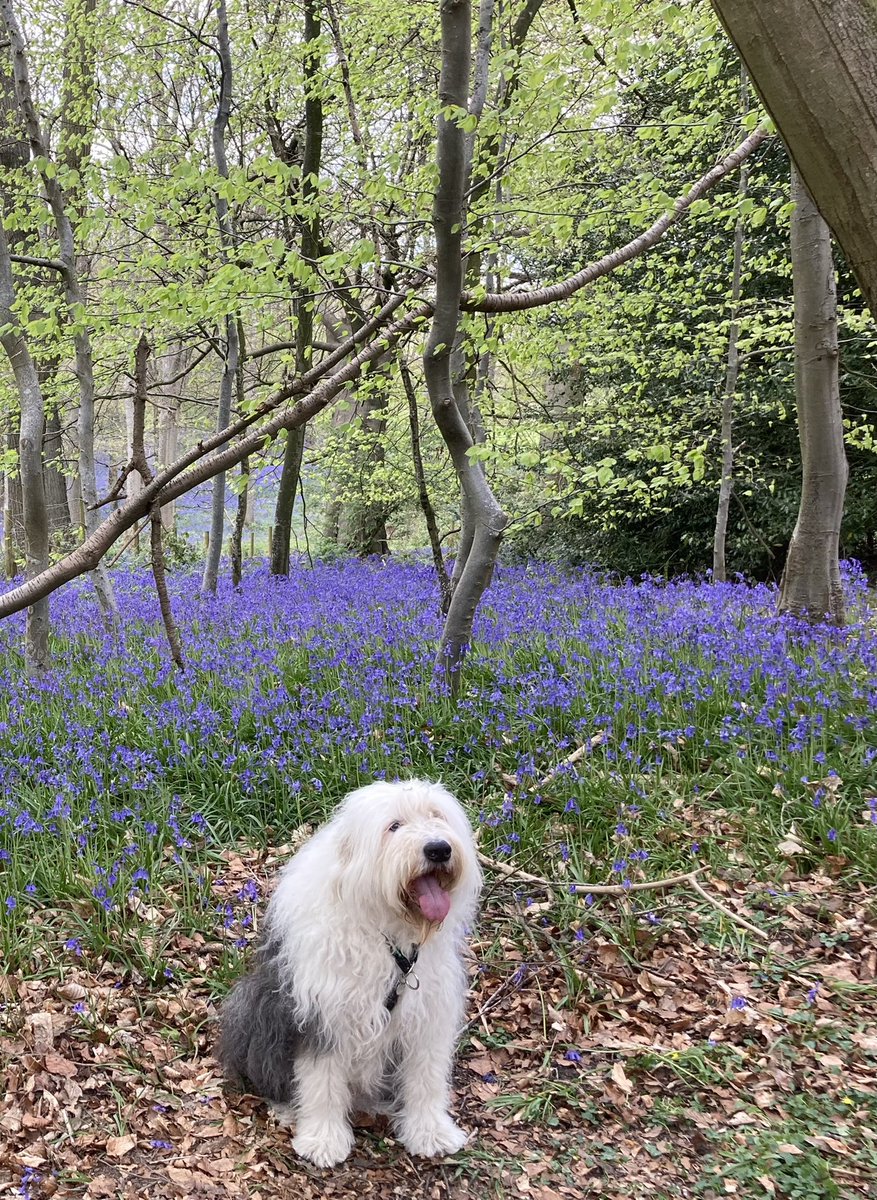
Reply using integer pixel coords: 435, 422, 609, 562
398, 1113, 469, 1158
292, 1123, 355, 1168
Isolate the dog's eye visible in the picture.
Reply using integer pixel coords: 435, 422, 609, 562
388, 821, 403, 832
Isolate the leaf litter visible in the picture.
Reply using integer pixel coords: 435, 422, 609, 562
2, 843, 877, 1199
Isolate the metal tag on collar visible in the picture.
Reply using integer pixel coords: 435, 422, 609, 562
401, 969, 420, 992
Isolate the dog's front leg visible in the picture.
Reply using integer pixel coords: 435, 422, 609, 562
395, 1014, 468, 1158
290, 1051, 355, 1167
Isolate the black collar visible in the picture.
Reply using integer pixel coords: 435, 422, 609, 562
384, 938, 420, 1011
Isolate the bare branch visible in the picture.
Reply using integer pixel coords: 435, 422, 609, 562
466, 123, 770, 313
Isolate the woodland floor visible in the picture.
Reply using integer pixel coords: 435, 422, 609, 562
3, 849, 877, 1200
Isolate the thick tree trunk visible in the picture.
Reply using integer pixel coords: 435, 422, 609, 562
425, 0, 508, 692
271, 0, 323, 577
710, 0, 877, 320
778, 167, 848, 624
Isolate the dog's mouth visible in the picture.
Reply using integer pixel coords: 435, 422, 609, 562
407, 871, 453, 923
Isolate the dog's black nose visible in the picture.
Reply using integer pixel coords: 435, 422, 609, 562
424, 839, 452, 864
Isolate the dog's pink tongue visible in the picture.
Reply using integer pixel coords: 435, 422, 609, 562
412, 874, 451, 922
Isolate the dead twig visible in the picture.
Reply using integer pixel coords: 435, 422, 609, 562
689, 876, 769, 942
477, 852, 769, 941
501, 731, 607, 791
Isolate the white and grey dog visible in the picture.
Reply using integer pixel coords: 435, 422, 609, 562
218, 778, 482, 1168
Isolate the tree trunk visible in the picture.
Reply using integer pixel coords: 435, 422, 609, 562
43, 404, 71, 536
156, 341, 191, 532
777, 166, 848, 623
271, 0, 323, 576
424, 0, 508, 692
335, 370, 391, 558
400, 357, 452, 611
230, 329, 248, 587
201, 0, 239, 594
3, 422, 23, 576
231, 457, 249, 588
0, 216, 49, 669
2, 0, 117, 622
710, 0, 877, 321
712, 70, 748, 582
271, 427, 305, 573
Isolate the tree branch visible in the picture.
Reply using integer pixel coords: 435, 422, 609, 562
465, 123, 770, 312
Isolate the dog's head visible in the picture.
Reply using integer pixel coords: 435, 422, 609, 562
331, 779, 481, 931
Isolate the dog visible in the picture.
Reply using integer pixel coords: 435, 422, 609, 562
218, 778, 482, 1168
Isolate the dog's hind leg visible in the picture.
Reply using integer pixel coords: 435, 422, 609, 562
290, 1051, 355, 1168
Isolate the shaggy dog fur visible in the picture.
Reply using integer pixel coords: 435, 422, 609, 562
218, 779, 482, 1167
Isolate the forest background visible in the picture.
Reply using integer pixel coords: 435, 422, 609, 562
1, 0, 874, 626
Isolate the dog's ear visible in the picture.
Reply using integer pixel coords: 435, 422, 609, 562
335, 827, 354, 867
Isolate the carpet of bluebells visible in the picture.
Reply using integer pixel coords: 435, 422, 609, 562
1, 558, 876, 973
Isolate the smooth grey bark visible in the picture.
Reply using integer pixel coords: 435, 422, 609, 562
399, 357, 452, 612
130, 335, 183, 666
712, 71, 748, 582
710, 0, 877, 320
156, 341, 192, 532
425, 0, 509, 691
0, 41, 29, 574
230, 457, 249, 588
0, 216, 49, 669
1, 0, 117, 622
271, 0, 323, 576
3, 422, 23, 577
230, 324, 248, 587
450, 0, 540, 589
778, 167, 848, 623
202, 0, 239, 593
43, 405, 71, 536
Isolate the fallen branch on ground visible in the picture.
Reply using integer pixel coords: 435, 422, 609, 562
477, 852, 770, 940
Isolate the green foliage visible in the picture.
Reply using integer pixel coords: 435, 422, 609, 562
0, 0, 872, 576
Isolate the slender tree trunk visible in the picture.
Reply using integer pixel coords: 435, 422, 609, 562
156, 341, 190, 532
335, 365, 392, 558
425, 0, 508, 692
449, 0, 539, 588
60, 0, 114, 615
271, 427, 305, 573
710, 0, 877, 321
271, 0, 323, 576
2, 0, 117, 623
202, 0, 239, 593
3, 422, 23, 576
400, 357, 452, 611
230, 326, 248, 587
0, 217, 49, 669
777, 166, 847, 623
231, 457, 249, 588
43, 405, 70, 536
129, 335, 183, 665
712, 71, 749, 582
